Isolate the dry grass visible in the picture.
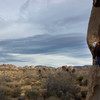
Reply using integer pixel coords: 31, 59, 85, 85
0, 65, 90, 100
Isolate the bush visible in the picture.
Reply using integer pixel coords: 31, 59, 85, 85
41, 89, 50, 100
0, 75, 12, 84
81, 90, 87, 99
82, 79, 88, 86
77, 75, 84, 86
17, 96, 25, 100
11, 88, 22, 98
0, 86, 10, 100
25, 89, 40, 99
4, 87, 13, 95
0, 86, 6, 93
46, 72, 81, 100
77, 75, 84, 82
24, 79, 32, 85
0, 93, 9, 100
6, 82, 21, 88
47, 96, 60, 100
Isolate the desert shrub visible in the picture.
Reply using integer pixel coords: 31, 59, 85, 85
0, 93, 9, 100
17, 96, 25, 100
37, 68, 51, 79
77, 75, 84, 82
82, 79, 88, 86
0, 86, 6, 93
60, 92, 75, 100
47, 96, 60, 100
25, 89, 40, 99
81, 90, 87, 99
2, 75, 12, 82
11, 87, 22, 98
22, 69, 27, 74
72, 69, 76, 73
6, 82, 21, 88
77, 75, 84, 86
46, 72, 81, 100
24, 79, 32, 85
4, 87, 13, 95
0, 86, 9, 100
41, 89, 50, 100
21, 85, 31, 91
0, 75, 12, 84
22, 71, 35, 79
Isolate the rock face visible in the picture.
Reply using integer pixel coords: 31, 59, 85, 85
86, 1, 100, 100
86, 65, 100, 100
87, 5, 100, 57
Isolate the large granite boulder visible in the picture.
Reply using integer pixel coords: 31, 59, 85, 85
86, 1, 100, 100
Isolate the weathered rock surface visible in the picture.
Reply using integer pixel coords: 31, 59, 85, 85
86, 1, 100, 100
86, 65, 100, 100
87, 6, 100, 56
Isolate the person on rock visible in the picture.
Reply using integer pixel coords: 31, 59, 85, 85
93, 41, 100, 66
93, 0, 100, 7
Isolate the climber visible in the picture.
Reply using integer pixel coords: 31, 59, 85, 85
93, 0, 100, 7
93, 41, 100, 66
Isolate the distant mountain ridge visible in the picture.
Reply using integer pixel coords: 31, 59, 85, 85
0, 64, 92, 69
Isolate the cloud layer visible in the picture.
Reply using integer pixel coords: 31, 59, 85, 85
0, 0, 92, 66
0, 33, 92, 66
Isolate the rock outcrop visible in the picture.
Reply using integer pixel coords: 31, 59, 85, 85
86, 65, 100, 100
87, 2, 100, 57
86, 1, 100, 100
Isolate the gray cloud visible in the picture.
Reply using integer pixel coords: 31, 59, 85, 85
0, 33, 91, 66
17, 0, 91, 36
0, 0, 91, 40
0, 0, 92, 66
0, 52, 26, 63
0, 33, 87, 56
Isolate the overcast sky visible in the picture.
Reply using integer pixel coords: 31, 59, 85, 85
0, 0, 93, 67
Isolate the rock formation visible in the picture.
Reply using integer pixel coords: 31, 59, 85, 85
86, 0, 100, 100
87, 0, 100, 57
